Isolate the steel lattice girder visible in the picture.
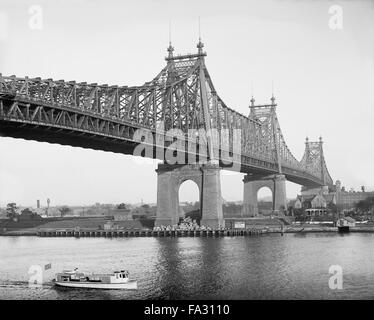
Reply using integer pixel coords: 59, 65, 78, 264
0, 52, 333, 187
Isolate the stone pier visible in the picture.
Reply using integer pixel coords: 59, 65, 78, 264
242, 174, 287, 217
155, 163, 224, 229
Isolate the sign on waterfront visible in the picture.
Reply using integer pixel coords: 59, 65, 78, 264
234, 222, 245, 229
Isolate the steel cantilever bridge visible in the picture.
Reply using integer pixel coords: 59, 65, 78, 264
0, 40, 333, 227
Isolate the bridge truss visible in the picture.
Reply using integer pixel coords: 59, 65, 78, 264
0, 40, 333, 187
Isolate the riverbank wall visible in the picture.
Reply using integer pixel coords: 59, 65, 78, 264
2, 223, 374, 237
34, 228, 266, 238
0, 226, 343, 237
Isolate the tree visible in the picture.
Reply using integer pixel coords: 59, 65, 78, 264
6, 203, 19, 220
287, 206, 294, 216
327, 202, 338, 222
355, 197, 374, 213
279, 205, 286, 215
116, 203, 129, 210
327, 202, 337, 212
223, 203, 241, 215
19, 208, 40, 220
21, 208, 34, 216
59, 206, 71, 217
293, 208, 307, 222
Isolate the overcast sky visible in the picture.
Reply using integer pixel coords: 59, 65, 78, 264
0, 0, 373, 207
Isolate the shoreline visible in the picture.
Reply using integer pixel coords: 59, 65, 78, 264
2, 226, 374, 237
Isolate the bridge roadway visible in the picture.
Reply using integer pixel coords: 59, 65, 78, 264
0, 91, 323, 187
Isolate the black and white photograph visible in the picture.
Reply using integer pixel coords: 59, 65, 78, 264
0, 0, 374, 310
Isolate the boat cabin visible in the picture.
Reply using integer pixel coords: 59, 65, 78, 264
56, 270, 86, 282
55, 269, 130, 284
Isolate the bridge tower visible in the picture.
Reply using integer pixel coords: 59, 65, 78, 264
155, 163, 223, 228
242, 95, 287, 217
300, 136, 333, 196
155, 39, 224, 229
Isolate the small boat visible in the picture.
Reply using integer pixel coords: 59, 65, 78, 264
53, 269, 137, 290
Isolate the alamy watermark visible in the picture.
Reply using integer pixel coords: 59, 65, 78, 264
28, 4, 43, 30
132, 121, 242, 169
28, 265, 43, 288
328, 265, 343, 290
328, 5, 343, 30
28, 263, 52, 288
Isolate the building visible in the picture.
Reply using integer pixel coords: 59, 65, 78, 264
300, 193, 332, 217
104, 221, 116, 230
290, 186, 337, 217
111, 208, 132, 221
294, 193, 336, 209
293, 180, 374, 214
305, 208, 328, 217
337, 216, 356, 228
293, 197, 302, 209
130, 205, 157, 218
335, 181, 374, 212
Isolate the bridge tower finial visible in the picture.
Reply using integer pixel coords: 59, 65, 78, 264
250, 82, 255, 107
167, 19, 174, 59
270, 81, 276, 107
250, 96, 255, 107
197, 37, 204, 55
270, 94, 276, 107
167, 42, 174, 59
197, 16, 205, 55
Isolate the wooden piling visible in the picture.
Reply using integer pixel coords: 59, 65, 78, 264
35, 225, 269, 238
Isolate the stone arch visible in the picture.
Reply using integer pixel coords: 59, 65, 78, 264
257, 185, 273, 195
178, 179, 201, 221
177, 175, 202, 191
256, 186, 274, 215
242, 174, 287, 217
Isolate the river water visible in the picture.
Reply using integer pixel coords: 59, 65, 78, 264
0, 233, 374, 300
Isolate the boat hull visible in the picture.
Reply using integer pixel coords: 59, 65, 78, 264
54, 280, 138, 290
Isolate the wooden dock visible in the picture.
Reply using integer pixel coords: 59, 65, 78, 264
36, 228, 265, 238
